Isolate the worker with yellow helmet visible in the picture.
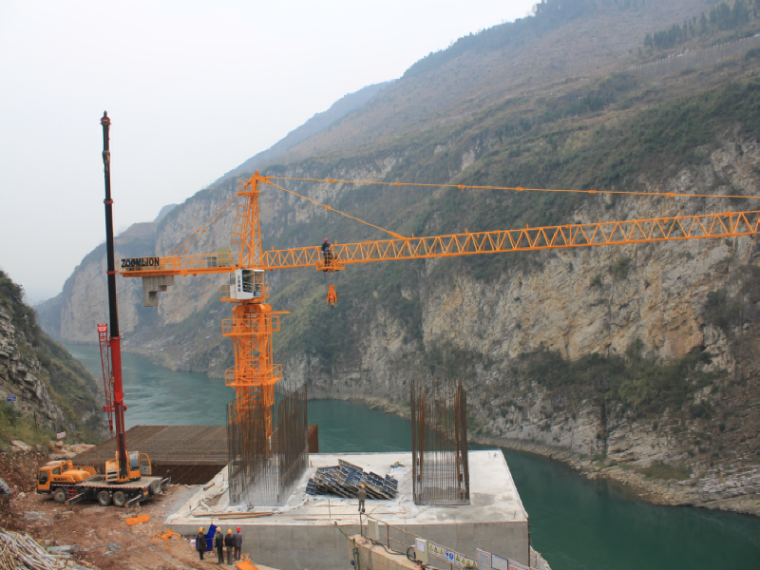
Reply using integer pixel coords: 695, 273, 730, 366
225, 529, 235, 565
357, 484, 367, 513
195, 527, 207, 561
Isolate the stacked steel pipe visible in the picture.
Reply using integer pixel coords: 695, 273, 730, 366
306, 459, 398, 499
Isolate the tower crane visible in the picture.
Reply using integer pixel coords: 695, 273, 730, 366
118, 171, 760, 438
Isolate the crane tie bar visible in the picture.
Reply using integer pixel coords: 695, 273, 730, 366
267, 176, 760, 201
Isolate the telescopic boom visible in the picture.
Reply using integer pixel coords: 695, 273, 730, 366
100, 111, 128, 480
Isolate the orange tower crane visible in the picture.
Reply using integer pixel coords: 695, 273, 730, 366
119, 172, 760, 436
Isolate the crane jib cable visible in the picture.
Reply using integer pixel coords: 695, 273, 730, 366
266, 176, 760, 201
263, 179, 406, 239
159, 172, 760, 263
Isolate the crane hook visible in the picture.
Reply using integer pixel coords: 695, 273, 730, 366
327, 285, 338, 308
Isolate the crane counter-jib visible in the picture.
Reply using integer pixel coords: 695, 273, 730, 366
118, 210, 760, 277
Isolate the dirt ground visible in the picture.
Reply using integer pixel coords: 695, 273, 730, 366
0, 446, 236, 570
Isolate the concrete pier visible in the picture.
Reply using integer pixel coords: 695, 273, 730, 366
167, 450, 530, 570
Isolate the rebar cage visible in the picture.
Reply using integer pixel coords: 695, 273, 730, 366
227, 378, 308, 506
411, 378, 470, 506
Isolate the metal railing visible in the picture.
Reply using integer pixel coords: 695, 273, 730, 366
221, 314, 281, 336
358, 513, 477, 570
224, 365, 283, 387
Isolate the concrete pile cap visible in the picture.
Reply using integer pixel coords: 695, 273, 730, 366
164, 451, 532, 570
167, 450, 528, 527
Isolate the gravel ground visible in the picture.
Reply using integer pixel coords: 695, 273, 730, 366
0, 446, 237, 570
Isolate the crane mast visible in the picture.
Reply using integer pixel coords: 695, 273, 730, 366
221, 176, 286, 441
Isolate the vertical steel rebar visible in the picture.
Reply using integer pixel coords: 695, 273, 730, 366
227, 379, 308, 506
411, 378, 470, 505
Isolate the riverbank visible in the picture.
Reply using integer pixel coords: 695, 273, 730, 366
59, 343, 760, 518
317, 394, 760, 518
45, 346, 760, 568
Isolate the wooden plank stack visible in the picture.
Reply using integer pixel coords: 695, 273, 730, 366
0, 528, 69, 569
306, 459, 398, 500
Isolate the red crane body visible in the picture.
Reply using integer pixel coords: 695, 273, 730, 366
99, 112, 128, 480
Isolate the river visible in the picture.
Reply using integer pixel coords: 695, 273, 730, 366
66, 344, 760, 569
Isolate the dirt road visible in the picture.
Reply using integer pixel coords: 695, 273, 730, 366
1, 446, 229, 570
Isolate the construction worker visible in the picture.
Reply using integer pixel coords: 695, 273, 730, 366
232, 526, 243, 561
195, 527, 207, 561
214, 528, 224, 564
357, 484, 367, 513
225, 529, 234, 565
321, 239, 333, 265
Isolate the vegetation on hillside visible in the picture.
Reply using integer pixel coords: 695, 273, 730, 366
0, 269, 105, 444
254, 69, 760, 377
645, 0, 757, 51
404, 0, 636, 79
518, 340, 719, 415
0, 403, 52, 446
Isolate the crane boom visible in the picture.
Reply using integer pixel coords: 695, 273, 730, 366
100, 112, 129, 480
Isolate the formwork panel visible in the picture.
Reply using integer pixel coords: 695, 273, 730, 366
75, 422, 319, 485
75, 425, 227, 485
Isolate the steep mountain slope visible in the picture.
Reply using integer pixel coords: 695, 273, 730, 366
37, 0, 760, 512
216, 81, 394, 184
260, 0, 707, 162
0, 270, 106, 444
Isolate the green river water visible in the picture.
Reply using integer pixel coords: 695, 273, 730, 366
66, 345, 760, 569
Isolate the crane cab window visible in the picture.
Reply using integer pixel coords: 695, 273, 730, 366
39, 471, 48, 485
237, 269, 264, 299
129, 452, 139, 472
52, 467, 60, 475
241, 270, 254, 293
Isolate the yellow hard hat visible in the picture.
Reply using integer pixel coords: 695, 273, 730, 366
361, 484, 365, 488
227, 529, 232, 534
199, 527, 204, 532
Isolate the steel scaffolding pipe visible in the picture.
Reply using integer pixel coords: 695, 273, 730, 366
411, 378, 470, 506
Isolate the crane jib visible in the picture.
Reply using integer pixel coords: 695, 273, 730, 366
117, 209, 760, 278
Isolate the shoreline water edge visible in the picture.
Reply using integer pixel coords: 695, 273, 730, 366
318, 395, 760, 518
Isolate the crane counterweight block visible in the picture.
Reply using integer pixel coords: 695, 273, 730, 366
142, 275, 175, 307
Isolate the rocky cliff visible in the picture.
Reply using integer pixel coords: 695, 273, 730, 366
0, 270, 106, 443
36, 0, 760, 513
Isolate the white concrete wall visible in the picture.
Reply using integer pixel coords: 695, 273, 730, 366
172, 519, 529, 570
168, 451, 531, 569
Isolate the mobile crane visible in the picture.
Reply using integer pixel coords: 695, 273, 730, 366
36, 112, 168, 507
117, 166, 760, 441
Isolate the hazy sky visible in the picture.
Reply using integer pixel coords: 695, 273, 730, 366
0, 0, 536, 303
